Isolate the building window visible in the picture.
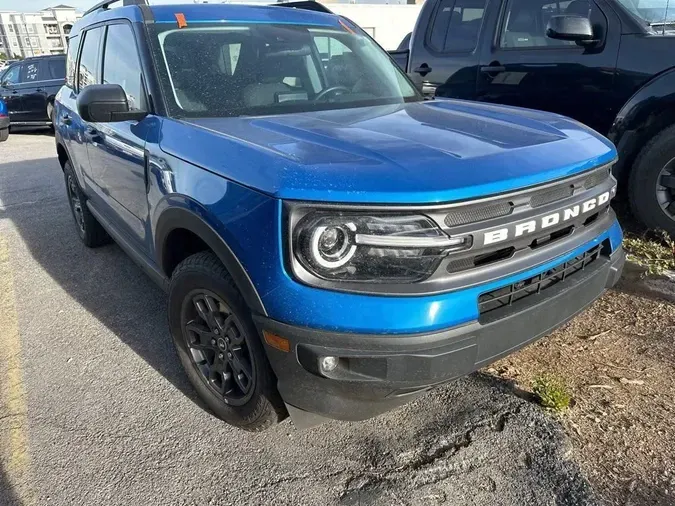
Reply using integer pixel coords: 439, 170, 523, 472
8, 25, 13, 33
24, 37, 30, 45
27, 25, 34, 33
30, 37, 38, 47
11, 38, 18, 47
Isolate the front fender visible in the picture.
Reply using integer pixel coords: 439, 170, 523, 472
153, 202, 268, 316
609, 67, 675, 182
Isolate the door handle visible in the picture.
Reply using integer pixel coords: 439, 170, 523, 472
62, 114, 71, 126
480, 65, 506, 74
36, 88, 44, 92
413, 63, 432, 76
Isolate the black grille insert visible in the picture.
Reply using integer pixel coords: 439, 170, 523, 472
478, 244, 602, 317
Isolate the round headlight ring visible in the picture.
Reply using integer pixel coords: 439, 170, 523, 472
309, 223, 357, 269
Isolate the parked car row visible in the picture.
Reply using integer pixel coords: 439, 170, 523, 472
0, 54, 66, 128
389, 0, 675, 236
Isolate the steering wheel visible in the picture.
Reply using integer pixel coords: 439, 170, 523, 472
315, 86, 351, 102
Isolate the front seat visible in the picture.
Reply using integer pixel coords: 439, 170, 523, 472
242, 52, 305, 107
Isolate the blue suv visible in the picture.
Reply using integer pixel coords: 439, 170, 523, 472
55, 0, 625, 430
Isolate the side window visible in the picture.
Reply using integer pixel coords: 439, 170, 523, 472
101, 23, 146, 111
427, 0, 487, 53
313, 34, 363, 90
21, 61, 40, 83
48, 58, 66, 80
500, 0, 603, 48
78, 27, 103, 90
2, 64, 21, 85
65, 34, 79, 88
217, 42, 242, 76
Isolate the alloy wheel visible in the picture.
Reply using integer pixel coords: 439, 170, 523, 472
181, 290, 255, 406
656, 159, 675, 221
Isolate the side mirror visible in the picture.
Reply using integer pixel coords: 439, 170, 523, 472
546, 15, 595, 43
1, 80, 11, 89
76, 84, 147, 123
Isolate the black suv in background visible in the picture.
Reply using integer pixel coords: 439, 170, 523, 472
391, 0, 675, 236
0, 54, 66, 128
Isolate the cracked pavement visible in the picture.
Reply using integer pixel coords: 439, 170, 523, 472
0, 132, 596, 505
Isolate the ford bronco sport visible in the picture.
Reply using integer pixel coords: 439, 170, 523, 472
54, 0, 624, 430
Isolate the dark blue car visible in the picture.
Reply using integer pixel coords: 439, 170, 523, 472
54, 0, 625, 430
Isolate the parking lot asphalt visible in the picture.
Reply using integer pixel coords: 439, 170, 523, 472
0, 132, 597, 506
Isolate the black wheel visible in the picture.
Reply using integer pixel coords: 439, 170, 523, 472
169, 252, 286, 431
0, 128, 8, 142
47, 102, 55, 133
629, 124, 675, 236
63, 161, 110, 247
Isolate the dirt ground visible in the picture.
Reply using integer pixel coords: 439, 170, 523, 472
491, 266, 675, 506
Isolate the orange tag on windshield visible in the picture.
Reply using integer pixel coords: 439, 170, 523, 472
175, 13, 187, 28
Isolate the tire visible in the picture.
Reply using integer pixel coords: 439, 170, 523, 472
47, 102, 55, 133
629, 124, 675, 236
0, 128, 8, 142
63, 161, 110, 247
169, 251, 286, 431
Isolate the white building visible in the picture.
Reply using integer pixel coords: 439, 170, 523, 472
0, 5, 81, 60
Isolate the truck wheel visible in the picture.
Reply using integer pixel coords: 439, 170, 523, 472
168, 251, 286, 431
63, 161, 110, 247
0, 128, 8, 142
47, 103, 55, 133
629, 124, 675, 236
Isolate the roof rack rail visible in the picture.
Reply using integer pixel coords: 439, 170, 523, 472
83, 0, 148, 17
272, 1, 333, 14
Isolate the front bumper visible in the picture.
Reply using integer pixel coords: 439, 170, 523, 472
256, 246, 624, 426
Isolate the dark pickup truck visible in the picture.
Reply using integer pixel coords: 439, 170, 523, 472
390, 0, 675, 236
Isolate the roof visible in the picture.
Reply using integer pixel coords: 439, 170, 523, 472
148, 3, 340, 27
72, 2, 341, 38
48, 4, 75, 8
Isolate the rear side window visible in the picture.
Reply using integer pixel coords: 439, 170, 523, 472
78, 27, 103, 90
65, 34, 79, 88
102, 23, 146, 111
427, 0, 487, 52
47, 58, 66, 80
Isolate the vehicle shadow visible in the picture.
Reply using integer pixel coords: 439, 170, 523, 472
0, 463, 21, 506
0, 156, 204, 411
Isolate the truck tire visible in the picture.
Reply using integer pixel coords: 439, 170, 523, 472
168, 251, 286, 431
47, 102, 55, 133
629, 124, 675, 236
0, 128, 8, 142
63, 161, 110, 247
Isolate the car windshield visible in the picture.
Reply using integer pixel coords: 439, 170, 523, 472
149, 21, 422, 118
615, 0, 675, 29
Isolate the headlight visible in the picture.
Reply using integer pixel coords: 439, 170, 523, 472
291, 211, 472, 284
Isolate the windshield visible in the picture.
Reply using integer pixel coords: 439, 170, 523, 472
150, 21, 421, 118
615, 0, 675, 29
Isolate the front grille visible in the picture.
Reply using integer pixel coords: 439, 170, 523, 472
478, 244, 602, 317
442, 164, 611, 227
444, 201, 513, 227
530, 184, 574, 208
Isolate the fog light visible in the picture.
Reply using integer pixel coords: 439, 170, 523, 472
320, 356, 339, 372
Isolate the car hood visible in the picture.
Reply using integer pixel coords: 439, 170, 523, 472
160, 99, 616, 204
